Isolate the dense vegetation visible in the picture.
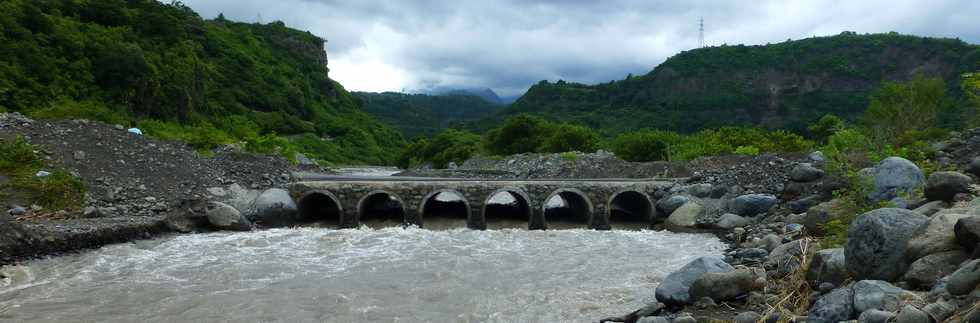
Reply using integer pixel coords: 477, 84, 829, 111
483, 32, 980, 135
355, 91, 504, 138
0, 0, 404, 165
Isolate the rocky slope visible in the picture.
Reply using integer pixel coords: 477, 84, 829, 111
0, 113, 311, 264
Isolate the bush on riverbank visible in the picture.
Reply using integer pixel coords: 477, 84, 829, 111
0, 136, 86, 210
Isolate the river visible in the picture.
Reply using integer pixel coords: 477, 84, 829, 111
0, 166, 726, 322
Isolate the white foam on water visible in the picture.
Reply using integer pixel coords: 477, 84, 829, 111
0, 228, 725, 322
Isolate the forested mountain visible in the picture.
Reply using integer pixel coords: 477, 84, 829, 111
0, 0, 404, 164
355, 92, 504, 138
489, 32, 980, 135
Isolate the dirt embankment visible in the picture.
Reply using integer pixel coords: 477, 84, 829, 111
0, 113, 305, 264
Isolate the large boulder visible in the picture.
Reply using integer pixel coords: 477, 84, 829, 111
905, 211, 972, 262
688, 267, 766, 302
666, 201, 704, 232
765, 239, 805, 275
867, 157, 925, 204
858, 310, 895, 323
712, 213, 751, 230
893, 305, 930, 323
807, 248, 848, 286
852, 280, 905, 313
902, 250, 969, 289
846, 208, 929, 281
246, 188, 298, 228
163, 199, 210, 233
946, 259, 980, 295
955, 216, 980, 253
808, 286, 855, 323
729, 194, 778, 217
206, 201, 252, 231
968, 157, 980, 178
801, 199, 848, 235
657, 195, 689, 216
924, 171, 972, 202
654, 256, 734, 305
790, 163, 825, 182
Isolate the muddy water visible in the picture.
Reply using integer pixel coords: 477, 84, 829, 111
0, 227, 724, 322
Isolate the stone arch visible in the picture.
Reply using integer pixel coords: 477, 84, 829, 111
541, 188, 594, 229
296, 190, 344, 227
419, 189, 472, 229
481, 187, 534, 230
356, 190, 407, 227
607, 189, 655, 229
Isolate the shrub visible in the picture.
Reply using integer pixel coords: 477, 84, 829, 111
560, 151, 579, 161
30, 100, 130, 125
807, 114, 844, 142
859, 75, 948, 147
396, 129, 482, 169
611, 129, 676, 162
734, 145, 760, 156
541, 123, 599, 153
0, 136, 86, 210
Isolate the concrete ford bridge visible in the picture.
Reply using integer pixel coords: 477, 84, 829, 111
289, 176, 678, 230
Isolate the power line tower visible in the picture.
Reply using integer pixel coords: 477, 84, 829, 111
698, 17, 705, 48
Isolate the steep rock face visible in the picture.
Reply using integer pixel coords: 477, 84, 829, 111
493, 33, 979, 133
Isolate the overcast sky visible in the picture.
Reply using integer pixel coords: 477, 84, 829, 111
182, 0, 980, 97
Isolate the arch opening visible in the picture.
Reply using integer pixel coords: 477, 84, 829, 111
420, 191, 470, 230
297, 191, 342, 227
483, 190, 532, 230
543, 190, 592, 229
609, 191, 654, 230
357, 192, 406, 228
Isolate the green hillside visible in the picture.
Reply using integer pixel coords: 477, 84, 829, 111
492, 32, 980, 135
355, 92, 504, 138
0, 0, 404, 165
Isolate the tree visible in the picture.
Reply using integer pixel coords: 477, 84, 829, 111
859, 75, 947, 147
541, 123, 599, 153
484, 114, 554, 155
807, 114, 845, 142
611, 129, 675, 162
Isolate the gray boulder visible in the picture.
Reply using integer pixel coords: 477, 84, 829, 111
636, 317, 669, 323
810, 151, 827, 165
893, 305, 930, 323
734, 311, 762, 323
713, 213, 751, 230
206, 201, 252, 231
656, 195, 689, 216
902, 250, 968, 289
921, 300, 956, 322
689, 267, 766, 301
924, 171, 972, 201
163, 200, 210, 233
807, 248, 848, 286
730, 194, 779, 217
912, 200, 948, 217
968, 157, 980, 178
955, 216, 980, 253
867, 157, 924, 204
946, 259, 980, 295
666, 201, 704, 232
246, 188, 298, 228
791, 163, 825, 182
858, 310, 895, 323
654, 256, 734, 305
687, 184, 714, 198
846, 208, 929, 281
808, 286, 855, 323
906, 211, 972, 262
852, 280, 904, 313
766, 239, 805, 274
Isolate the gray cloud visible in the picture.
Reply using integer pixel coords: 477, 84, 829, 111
182, 0, 980, 97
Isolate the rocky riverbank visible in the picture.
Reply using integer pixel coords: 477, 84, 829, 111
0, 113, 318, 265
599, 152, 980, 321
